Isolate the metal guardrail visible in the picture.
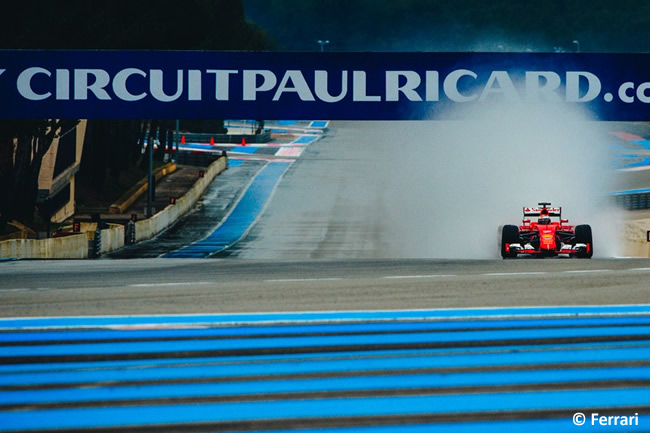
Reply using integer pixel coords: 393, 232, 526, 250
172, 131, 272, 144
613, 189, 650, 210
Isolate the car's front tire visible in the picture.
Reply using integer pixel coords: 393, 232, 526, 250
501, 225, 520, 259
574, 224, 593, 258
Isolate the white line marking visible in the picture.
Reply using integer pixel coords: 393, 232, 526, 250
265, 278, 342, 283
129, 282, 214, 287
563, 269, 612, 274
484, 272, 548, 277
383, 275, 455, 279
629, 267, 650, 271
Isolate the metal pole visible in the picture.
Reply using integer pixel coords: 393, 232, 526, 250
573, 40, 580, 53
317, 40, 329, 52
174, 119, 180, 161
147, 124, 153, 218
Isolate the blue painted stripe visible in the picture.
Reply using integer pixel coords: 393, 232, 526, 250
2, 305, 648, 329
1, 388, 649, 431
1, 307, 649, 432
310, 121, 329, 128
613, 187, 650, 195
632, 139, 650, 149
3, 326, 650, 359
230, 145, 259, 154
277, 120, 298, 126
164, 161, 291, 258
293, 135, 319, 144
1, 341, 645, 376
3, 367, 649, 407
3, 316, 649, 344
221, 419, 647, 433
227, 159, 244, 167
3, 345, 650, 387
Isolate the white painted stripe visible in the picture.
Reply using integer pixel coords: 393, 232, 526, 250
265, 278, 342, 283
276, 146, 305, 157
2, 304, 649, 331
618, 166, 650, 172
484, 272, 548, 277
383, 274, 455, 279
129, 282, 214, 287
563, 269, 612, 274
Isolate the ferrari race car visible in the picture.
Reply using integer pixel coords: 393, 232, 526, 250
500, 202, 593, 259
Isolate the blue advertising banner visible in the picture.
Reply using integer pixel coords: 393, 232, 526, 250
1, 50, 650, 120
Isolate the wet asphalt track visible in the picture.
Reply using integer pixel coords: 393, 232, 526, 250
1, 258, 650, 317
2, 121, 650, 316
2, 121, 650, 432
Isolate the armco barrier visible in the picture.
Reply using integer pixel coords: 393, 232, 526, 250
135, 156, 227, 243
174, 131, 271, 144
108, 163, 177, 214
614, 189, 650, 210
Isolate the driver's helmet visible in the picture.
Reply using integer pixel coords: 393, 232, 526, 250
538, 209, 551, 225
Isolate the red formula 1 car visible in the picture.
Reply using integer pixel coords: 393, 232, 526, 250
500, 202, 593, 259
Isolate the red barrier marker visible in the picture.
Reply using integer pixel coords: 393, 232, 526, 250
181, 136, 186, 144
241, 137, 246, 147
210, 137, 215, 145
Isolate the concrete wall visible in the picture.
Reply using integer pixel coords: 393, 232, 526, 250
0, 156, 227, 259
100, 224, 126, 255
0, 234, 88, 259
135, 156, 228, 242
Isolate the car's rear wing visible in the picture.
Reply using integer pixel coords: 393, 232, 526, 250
523, 207, 562, 217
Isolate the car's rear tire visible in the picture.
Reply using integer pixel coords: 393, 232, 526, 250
574, 224, 593, 258
501, 225, 519, 259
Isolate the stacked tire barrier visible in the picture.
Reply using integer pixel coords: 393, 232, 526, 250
125, 221, 136, 246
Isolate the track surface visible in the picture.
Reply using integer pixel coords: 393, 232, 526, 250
1, 306, 649, 432
2, 258, 650, 316
2, 121, 650, 432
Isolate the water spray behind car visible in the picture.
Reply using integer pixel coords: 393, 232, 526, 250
384, 102, 622, 258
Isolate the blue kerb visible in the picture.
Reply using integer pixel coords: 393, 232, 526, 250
165, 162, 291, 258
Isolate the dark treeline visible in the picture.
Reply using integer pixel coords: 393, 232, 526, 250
0, 0, 274, 50
0, 0, 274, 232
244, 0, 650, 53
